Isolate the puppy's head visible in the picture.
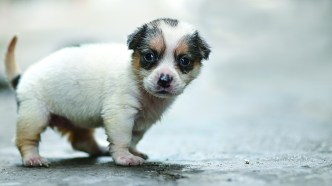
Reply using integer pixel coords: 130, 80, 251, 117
128, 18, 211, 98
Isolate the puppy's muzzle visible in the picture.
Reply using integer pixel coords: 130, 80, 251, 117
158, 73, 173, 88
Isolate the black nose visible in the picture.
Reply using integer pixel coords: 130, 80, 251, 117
158, 73, 173, 88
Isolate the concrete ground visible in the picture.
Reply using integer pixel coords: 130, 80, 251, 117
0, 0, 332, 185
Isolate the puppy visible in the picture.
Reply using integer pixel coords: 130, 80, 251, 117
4, 18, 210, 167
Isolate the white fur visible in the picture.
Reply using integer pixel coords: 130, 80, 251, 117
17, 42, 177, 132
15, 43, 176, 166
8, 19, 207, 167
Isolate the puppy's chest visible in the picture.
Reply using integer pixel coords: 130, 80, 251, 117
134, 98, 174, 131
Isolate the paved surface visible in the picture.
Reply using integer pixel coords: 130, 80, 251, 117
1, 0, 332, 185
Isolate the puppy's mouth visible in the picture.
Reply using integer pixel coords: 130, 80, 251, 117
156, 90, 170, 94
154, 90, 173, 98
151, 89, 175, 98
142, 78, 184, 98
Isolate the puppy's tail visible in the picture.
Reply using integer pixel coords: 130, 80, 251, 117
5, 35, 21, 89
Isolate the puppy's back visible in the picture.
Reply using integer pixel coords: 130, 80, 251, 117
16, 43, 132, 126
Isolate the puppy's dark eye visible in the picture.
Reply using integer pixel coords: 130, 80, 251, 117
144, 53, 155, 62
180, 57, 190, 66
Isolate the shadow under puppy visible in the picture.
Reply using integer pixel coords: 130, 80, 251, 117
4, 18, 211, 167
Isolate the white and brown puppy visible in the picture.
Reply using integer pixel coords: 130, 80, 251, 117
4, 18, 210, 167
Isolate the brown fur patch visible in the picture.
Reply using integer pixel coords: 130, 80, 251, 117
149, 35, 166, 54
175, 39, 189, 56
67, 127, 95, 147
132, 51, 141, 70
193, 61, 201, 68
55, 126, 103, 156
49, 114, 103, 155
48, 114, 94, 144
7, 35, 17, 53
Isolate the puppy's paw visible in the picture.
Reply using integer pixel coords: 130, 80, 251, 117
23, 156, 50, 167
112, 152, 145, 166
129, 149, 149, 160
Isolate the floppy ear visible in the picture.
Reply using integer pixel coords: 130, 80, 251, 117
127, 24, 147, 50
194, 31, 211, 60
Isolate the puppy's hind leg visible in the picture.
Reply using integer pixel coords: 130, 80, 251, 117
68, 128, 109, 157
16, 100, 50, 167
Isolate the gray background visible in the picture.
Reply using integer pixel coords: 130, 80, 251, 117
0, 0, 332, 185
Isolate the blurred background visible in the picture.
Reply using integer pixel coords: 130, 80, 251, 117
0, 0, 332, 161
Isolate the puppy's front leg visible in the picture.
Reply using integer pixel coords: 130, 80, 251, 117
104, 108, 144, 166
